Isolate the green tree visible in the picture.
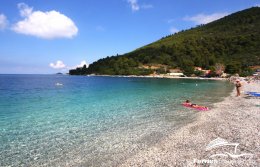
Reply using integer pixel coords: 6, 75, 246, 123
225, 62, 241, 74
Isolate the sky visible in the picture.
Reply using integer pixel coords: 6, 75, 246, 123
0, 0, 259, 74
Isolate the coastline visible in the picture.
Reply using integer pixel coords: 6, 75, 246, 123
87, 74, 228, 81
119, 81, 260, 166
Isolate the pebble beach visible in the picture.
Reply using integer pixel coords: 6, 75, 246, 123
120, 80, 260, 167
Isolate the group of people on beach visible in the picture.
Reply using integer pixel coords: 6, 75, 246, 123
183, 79, 243, 110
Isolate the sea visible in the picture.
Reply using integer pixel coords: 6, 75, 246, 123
0, 74, 234, 166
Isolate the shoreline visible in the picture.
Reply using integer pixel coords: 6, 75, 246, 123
120, 81, 260, 166
86, 74, 228, 81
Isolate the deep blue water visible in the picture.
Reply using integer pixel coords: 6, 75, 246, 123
0, 75, 233, 166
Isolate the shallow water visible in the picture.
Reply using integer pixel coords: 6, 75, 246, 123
0, 75, 233, 166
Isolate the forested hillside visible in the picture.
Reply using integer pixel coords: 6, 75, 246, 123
70, 7, 260, 76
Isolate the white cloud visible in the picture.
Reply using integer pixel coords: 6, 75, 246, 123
255, 4, 260, 7
169, 27, 179, 34
12, 3, 78, 39
184, 12, 229, 24
127, 0, 153, 11
67, 60, 89, 70
128, 0, 140, 11
18, 3, 33, 17
49, 60, 66, 69
76, 60, 88, 68
0, 14, 8, 30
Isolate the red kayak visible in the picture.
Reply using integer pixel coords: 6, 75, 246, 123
182, 103, 209, 111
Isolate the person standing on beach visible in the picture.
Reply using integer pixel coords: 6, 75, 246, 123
235, 80, 242, 96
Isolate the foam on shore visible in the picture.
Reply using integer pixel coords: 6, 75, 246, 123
120, 81, 260, 167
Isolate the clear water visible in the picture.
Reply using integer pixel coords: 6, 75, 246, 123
0, 75, 233, 166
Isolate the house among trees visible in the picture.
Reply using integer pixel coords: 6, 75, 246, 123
194, 67, 211, 76
167, 68, 184, 77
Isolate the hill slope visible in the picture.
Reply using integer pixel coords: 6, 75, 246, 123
70, 7, 260, 76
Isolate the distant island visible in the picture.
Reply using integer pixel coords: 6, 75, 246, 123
70, 7, 260, 77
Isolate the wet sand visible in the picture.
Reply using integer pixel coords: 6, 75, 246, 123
119, 82, 260, 167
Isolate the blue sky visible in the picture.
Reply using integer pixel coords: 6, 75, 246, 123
0, 0, 259, 74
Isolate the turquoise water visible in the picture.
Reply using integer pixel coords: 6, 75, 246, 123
0, 75, 233, 166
